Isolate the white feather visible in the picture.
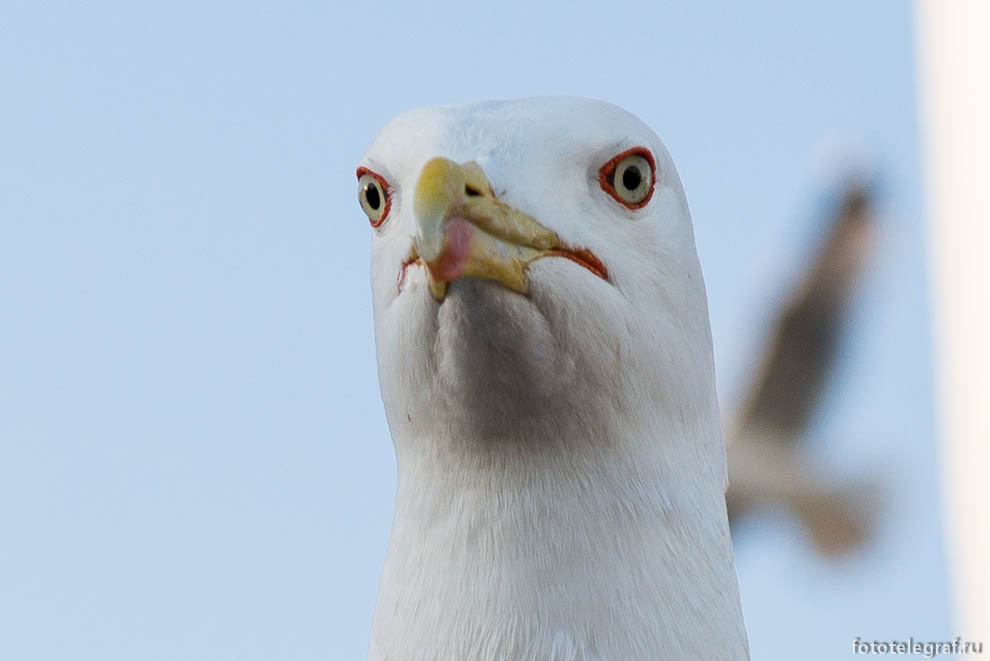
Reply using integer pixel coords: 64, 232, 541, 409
359, 97, 749, 660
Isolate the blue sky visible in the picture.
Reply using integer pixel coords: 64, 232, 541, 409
0, 1, 945, 659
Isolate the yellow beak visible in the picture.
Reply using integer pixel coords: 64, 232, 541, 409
412, 157, 564, 301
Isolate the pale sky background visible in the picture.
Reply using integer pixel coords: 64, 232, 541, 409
0, 1, 947, 659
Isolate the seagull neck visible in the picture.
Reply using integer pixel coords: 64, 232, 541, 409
371, 420, 749, 659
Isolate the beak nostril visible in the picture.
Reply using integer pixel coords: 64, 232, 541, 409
464, 184, 482, 197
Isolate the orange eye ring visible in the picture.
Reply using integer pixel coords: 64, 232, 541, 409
598, 147, 656, 209
356, 166, 392, 227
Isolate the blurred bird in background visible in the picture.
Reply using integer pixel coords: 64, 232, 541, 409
725, 176, 879, 557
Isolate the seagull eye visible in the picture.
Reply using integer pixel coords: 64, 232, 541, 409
599, 148, 656, 209
356, 167, 391, 227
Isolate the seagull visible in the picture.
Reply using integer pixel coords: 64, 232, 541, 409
357, 97, 750, 660
725, 181, 877, 556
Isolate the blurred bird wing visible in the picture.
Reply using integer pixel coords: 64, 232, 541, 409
730, 184, 874, 444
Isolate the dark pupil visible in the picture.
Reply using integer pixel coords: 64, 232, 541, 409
365, 183, 381, 210
622, 166, 642, 191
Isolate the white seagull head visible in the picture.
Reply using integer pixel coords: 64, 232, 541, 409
358, 97, 717, 446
